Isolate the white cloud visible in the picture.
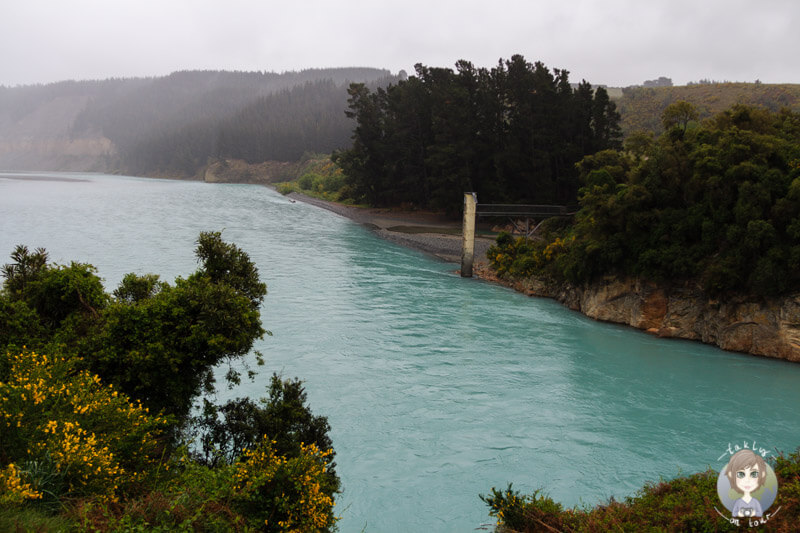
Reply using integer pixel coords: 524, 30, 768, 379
1, 0, 798, 86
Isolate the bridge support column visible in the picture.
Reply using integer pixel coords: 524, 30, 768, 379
461, 192, 477, 278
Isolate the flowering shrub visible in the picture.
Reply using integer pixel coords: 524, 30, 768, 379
543, 236, 571, 262
0, 463, 42, 504
233, 439, 337, 532
487, 230, 576, 280
1, 233, 267, 426
482, 484, 572, 532
0, 350, 169, 504
1, 238, 340, 529
487, 232, 531, 277
73, 440, 337, 532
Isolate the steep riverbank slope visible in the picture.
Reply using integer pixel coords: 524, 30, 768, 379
478, 272, 800, 362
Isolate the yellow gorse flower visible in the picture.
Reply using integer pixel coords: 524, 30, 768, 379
0, 350, 169, 502
233, 438, 337, 531
0, 463, 42, 504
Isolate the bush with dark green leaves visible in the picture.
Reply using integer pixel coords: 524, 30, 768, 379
1, 233, 340, 532
489, 103, 800, 297
192, 373, 340, 498
482, 448, 800, 532
335, 55, 622, 213
0, 232, 266, 426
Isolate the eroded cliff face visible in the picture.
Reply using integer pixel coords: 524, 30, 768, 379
0, 93, 114, 172
0, 138, 113, 171
480, 270, 800, 362
203, 159, 299, 184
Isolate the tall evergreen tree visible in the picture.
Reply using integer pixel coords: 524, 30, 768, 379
336, 56, 622, 212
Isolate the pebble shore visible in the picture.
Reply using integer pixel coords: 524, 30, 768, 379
287, 191, 495, 270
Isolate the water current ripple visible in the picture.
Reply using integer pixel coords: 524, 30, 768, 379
2, 173, 800, 532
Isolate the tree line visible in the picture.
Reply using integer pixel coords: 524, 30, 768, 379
332, 55, 622, 213
0, 69, 398, 176
78, 69, 399, 176
489, 103, 800, 296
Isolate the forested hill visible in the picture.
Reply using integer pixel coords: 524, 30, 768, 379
617, 82, 800, 135
0, 68, 398, 174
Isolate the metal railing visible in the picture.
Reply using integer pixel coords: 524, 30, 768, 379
475, 204, 577, 217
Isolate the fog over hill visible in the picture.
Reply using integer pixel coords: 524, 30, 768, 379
4, 66, 799, 179
0, 68, 397, 174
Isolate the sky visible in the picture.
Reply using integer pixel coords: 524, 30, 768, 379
1, 0, 798, 88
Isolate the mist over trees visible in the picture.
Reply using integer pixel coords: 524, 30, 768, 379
642, 76, 673, 88
117, 78, 394, 175
86, 70, 399, 175
333, 55, 622, 213
0, 68, 399, 175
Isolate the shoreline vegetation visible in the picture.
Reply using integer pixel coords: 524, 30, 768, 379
0, 234, 339, 531
137, 145, 800, 365
481, 447, 800, 533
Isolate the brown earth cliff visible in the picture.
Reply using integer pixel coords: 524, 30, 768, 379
478, 271, 800, 362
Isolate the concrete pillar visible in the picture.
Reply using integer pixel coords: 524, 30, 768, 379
461, 192, 477, 277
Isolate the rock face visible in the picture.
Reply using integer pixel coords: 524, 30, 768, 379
0, 93, 116, 172
0, 138, 113, 171
498, 274, 800, 362
203, 159, 298, 184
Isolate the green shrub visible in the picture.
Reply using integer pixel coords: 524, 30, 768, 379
1, 232, 267, 425
487, 231, 571, 279
0, 505, 76, 532
483, 448, 800, 531
232, 439, 337, 531
192, 374, 339, 497
485, 105, 800, 297
481, 484, 573, 532
297, 173, 315, 190
1, 236, 340, 532
0, 350, 169, 505
275, 182, 294, 195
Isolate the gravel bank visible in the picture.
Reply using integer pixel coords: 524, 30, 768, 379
287, 192, 494, 268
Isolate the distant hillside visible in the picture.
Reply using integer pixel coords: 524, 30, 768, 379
6, 72, 798, 176
616, 82, 800, 135
0, 68, 397, 174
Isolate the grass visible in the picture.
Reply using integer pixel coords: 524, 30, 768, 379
0, 506, 76, 533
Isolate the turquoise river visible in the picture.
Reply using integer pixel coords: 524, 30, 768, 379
2, 172, 799, 532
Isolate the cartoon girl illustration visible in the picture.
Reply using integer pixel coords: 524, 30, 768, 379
724, 449, 767, 518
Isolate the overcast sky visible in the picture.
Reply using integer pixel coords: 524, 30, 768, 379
1, 0, 798, 88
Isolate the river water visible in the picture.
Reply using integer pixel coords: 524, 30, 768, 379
2, 172, 799, 531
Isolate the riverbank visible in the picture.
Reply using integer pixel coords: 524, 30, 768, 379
286, 191, 496, 268
284, 190, 800, 362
